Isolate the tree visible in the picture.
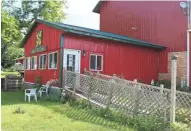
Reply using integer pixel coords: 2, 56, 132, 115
7, 0, 67, 35
4, 47, 24, 68
1, 0, 67, 67
1, 9, 22, 67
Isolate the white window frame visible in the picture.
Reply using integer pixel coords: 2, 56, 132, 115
48, 51, 58, 69
89, 54, 103, 71
24, 57, 30, 70
31, 56, 37, 70
39, 54, 47, 70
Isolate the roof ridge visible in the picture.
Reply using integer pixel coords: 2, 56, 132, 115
21, 19, 166, 50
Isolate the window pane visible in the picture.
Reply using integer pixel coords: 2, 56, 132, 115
27, 58, 30, 69
40, 56, 42, 68
49, 54, 52, 68
31, 57, 33, 69
97, 56, 102, 70
25, 59, 27, 69
54, 53, 57, 68
90, 55, 96, 70
43, 55, 46, 68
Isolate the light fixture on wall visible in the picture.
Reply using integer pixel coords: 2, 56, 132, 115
82, 50, 86, 56
131, 27, 137, 30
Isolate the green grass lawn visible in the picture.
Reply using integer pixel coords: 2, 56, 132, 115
2, 91, 135, 131
1, 71, 20, 78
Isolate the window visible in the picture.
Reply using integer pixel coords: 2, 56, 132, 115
24, 57, 30, 70
39, 54, 47, 69
90, 54, 103, 71
48, 52, 58, 69
31, 56, 37, 70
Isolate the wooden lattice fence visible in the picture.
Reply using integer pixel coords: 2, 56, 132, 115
64, 70, 191, 122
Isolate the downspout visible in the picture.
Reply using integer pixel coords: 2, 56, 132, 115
187, 0, 190, 86
187, 30, 191, 86
59, 35, 64, 88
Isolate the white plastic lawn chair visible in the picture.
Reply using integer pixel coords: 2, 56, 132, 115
38, 82, 50, 97
25, 88, 37, 102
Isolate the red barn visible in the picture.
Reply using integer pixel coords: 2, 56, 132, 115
22, 19, 166, 86
93, 1, 191, 86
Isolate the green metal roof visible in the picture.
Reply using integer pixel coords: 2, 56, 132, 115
92, 1, 104, 13
21, 19, 166, 50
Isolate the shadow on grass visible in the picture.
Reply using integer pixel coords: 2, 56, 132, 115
1, 91, 60, 106
2, 91, 135, 131
49, 104, 135, 131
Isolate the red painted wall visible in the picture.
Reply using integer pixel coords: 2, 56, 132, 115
99, 1, 187, 73
64, 34, 160, 84
24, 23, 63, 84
100, 1, 187, 52
24, 23, 162, 84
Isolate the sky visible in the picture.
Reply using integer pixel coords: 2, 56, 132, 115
64, 0, 100, 30
7, 0, 100, 30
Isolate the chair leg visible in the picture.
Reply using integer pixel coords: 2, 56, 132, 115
28, 96, 30, 102
35, 95, 37, 102
25, 95, 26, 101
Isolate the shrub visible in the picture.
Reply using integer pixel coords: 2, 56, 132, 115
170, 122, 190, 131
34, 76, 42, 90
67, 99, 169, 131
155, 80, 171, 89
13, 107, 25, 114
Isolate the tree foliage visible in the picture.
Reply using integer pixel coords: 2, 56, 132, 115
3, 47, 24, 68
1, 0, 67, 67
1, 9, 22, 67
8, 0, 67, 34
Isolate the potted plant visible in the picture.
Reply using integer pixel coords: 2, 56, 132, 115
34, 76, 42, 91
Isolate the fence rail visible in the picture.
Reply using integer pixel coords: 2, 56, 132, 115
84, 70, 191, 121
64, 70, 191, 122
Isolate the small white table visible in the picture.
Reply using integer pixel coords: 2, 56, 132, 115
25, 89, 37, 102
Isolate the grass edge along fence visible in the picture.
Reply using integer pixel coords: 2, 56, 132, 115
63, 69, 191, 124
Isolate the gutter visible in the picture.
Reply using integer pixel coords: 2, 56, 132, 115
187, 30, 191, 86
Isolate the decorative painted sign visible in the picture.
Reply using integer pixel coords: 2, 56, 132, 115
31, 46, 47, 54
31, 30, 46, 54
36, 30, 43, 47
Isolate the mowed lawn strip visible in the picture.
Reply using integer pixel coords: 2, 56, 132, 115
2, 91, 135, 131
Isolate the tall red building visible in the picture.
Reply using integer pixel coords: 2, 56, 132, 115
93, 1, 190, 86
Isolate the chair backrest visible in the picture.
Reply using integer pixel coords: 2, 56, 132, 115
44, 82, 50, 92
30, 89, 36, 94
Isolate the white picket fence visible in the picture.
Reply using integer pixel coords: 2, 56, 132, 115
64, 70, 191, 122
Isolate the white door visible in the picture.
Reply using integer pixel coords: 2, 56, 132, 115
64, 49, 81, 73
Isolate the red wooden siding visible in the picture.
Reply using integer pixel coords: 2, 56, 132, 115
24, 23, 63, 84
100, 1, 187, 52
99, 1, 187, 73
24, 23, 162, 84
65, 34, 160, 84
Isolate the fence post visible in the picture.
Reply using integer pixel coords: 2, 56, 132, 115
160, 84, 166, 121
133, 80, 141, 116
160, 84, 164, 94
72, 73, 76, 98
107, 75, 115, 109
170, 55, 178, 123
88, 74, 93, 107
